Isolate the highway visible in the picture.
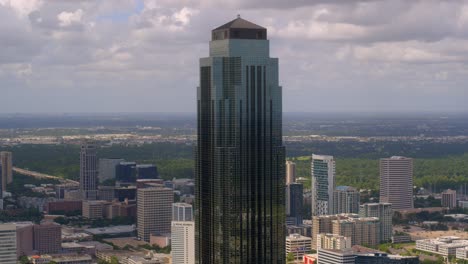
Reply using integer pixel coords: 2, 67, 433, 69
13, 167, 79, 185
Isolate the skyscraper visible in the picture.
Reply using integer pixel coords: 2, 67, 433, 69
98, 158, 124, 183
172, 203, 195, 264
137, 187, 173, 242
380, 156, 414, 210
173, 203, 193, 222
195, 16, 285, 263
286, 160, 296, 185
286, 182, 303, 225
333, 186, 360, 214
80, 142, 98, 200
311, 154, 336, 216
0, 151, 13, 192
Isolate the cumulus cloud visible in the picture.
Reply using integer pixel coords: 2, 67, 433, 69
0, 0, 467, 113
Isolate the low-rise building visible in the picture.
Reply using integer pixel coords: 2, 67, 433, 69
286, 233, 312, 260
29, 254, 92, 264
456, 247, 468, 260
416, 237, 468, 256
317, 249, 355, 264
355, 253, 419, 264
317, 233, 352, 251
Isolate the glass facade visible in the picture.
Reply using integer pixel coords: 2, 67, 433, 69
195, 17, 285, 264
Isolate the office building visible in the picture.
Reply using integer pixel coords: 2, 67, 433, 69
33, 222, 62, 254
416, 237, 468, 256
355, 253, 419, 264
360, 203, 393, 242
172, 221, 195, 264
333, 217, 380, 248
82, 200, 107, 219
286, 160, 296, 185
137, 164, 159, 179
318, 249, 355, 264
286, 182, 303, 225
286, 234, 312, 260
0, 151, 13, 193
98, 158, 124, 183
195, 16, 285, 263
456, 247, 468, 260
311, 154, 335, 216
137, 187, 173, 242
15, 222, 34, 257
380, 156, 413, 210
116, 162, 137, 183
0, 224, 17, 264
317, 233, 352, 250
442, 189, 457, 209
80, 142, 98, 200
333, 186, 360, 214
173, 203, 193, 221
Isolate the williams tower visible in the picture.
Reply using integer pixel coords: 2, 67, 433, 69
195, 16, 286, 263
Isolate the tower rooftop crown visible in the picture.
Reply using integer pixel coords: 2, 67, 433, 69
212, 16, 267, 41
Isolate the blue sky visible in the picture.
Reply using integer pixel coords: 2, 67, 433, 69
0, 0, 467, 113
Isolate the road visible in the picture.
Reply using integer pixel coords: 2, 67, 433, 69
13, 167, 79, 185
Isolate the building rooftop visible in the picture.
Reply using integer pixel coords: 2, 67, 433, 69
212, 16, 267, 40
214, 16, 265, 30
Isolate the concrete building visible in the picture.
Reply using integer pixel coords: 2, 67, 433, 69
459, 201, 468, 209
355, 253, 419, 264
333, 186, 360, 214
0, 224, 17, 264
286, 182, 304, 225
456, 247, 468, 260
33, 222, 62, 254
416, 237, 468, 256
172, 221, 195, 264
311, 154, 335, 216
82, 200, 107, 219
286, 233, 312, 260
46, 200, 82, 214
359, 203, 393, 242
29, 254, 93, 264
137, 187, 173, 242
380, 156, 413, 210
317, 233, 352, 251
441, 189, 457, 209
317, 249, 355, 264
98, 158, 124, 183
80, 142, 98, 200
172, 203, 193, 221
333, 217, 380, 248
0, 151, 13, 195
286, 160, 296, 185
15, 222, 34, 257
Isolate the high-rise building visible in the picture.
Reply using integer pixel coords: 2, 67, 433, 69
137, 164, 159, 179
286, 160, 296, 185
33, 222, 61, 254
441, 189, 457, 209
360, 203, 393, 242
286, 182, 304, 225
137, 187, 173, 242
286, 234, 312, 260
311, 154, 336, 216
317, 233, 352, 251
173, 203, 193, 221
15, 222, 34, 258
98, 158, 124, 183
0, 224, 17, 264
380, 156, 413, 210
333, 186, 360, 214
116, 162, 137, 183
172, 221, 195, 264
80, 142, 98, 200
195, 16, 285, 263
0, 151, 13, 192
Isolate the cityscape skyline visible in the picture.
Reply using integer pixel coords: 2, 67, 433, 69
1, 1, 467, 113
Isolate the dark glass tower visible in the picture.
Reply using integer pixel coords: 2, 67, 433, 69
195, 17, 286, 264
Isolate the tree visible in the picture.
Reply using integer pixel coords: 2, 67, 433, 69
110, 256, 119, 264
19, 256, 30, 264
286, 252, 295, 262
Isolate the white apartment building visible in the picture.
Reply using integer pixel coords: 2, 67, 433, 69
317, 233, 351, 251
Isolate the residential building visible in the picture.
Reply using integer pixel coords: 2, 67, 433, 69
80, 142, 98, 200
195, 16, 285, 263
286, 160, 296, 185
359, 203, 393, 242
317, 249, 355, 264
33, 222, 61, 254
98, 158, 124, 183
173, 203, 193, 221
380, 156, 413, 210
442, 189, 457, 209
317, 233, 352, 250
311, 154, 335, 216
286, 182, 304, 225
333, 217, 380, 248
172, 221, 195, 264
333, 186, 360, 214
0, 224, 17, 264
286, 234, 312, 260
137, 187, 173, 242
0, 151, 13, 192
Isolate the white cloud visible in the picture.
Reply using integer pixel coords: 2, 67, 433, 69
0, 0, 42, 17
57, 9, 84, 27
